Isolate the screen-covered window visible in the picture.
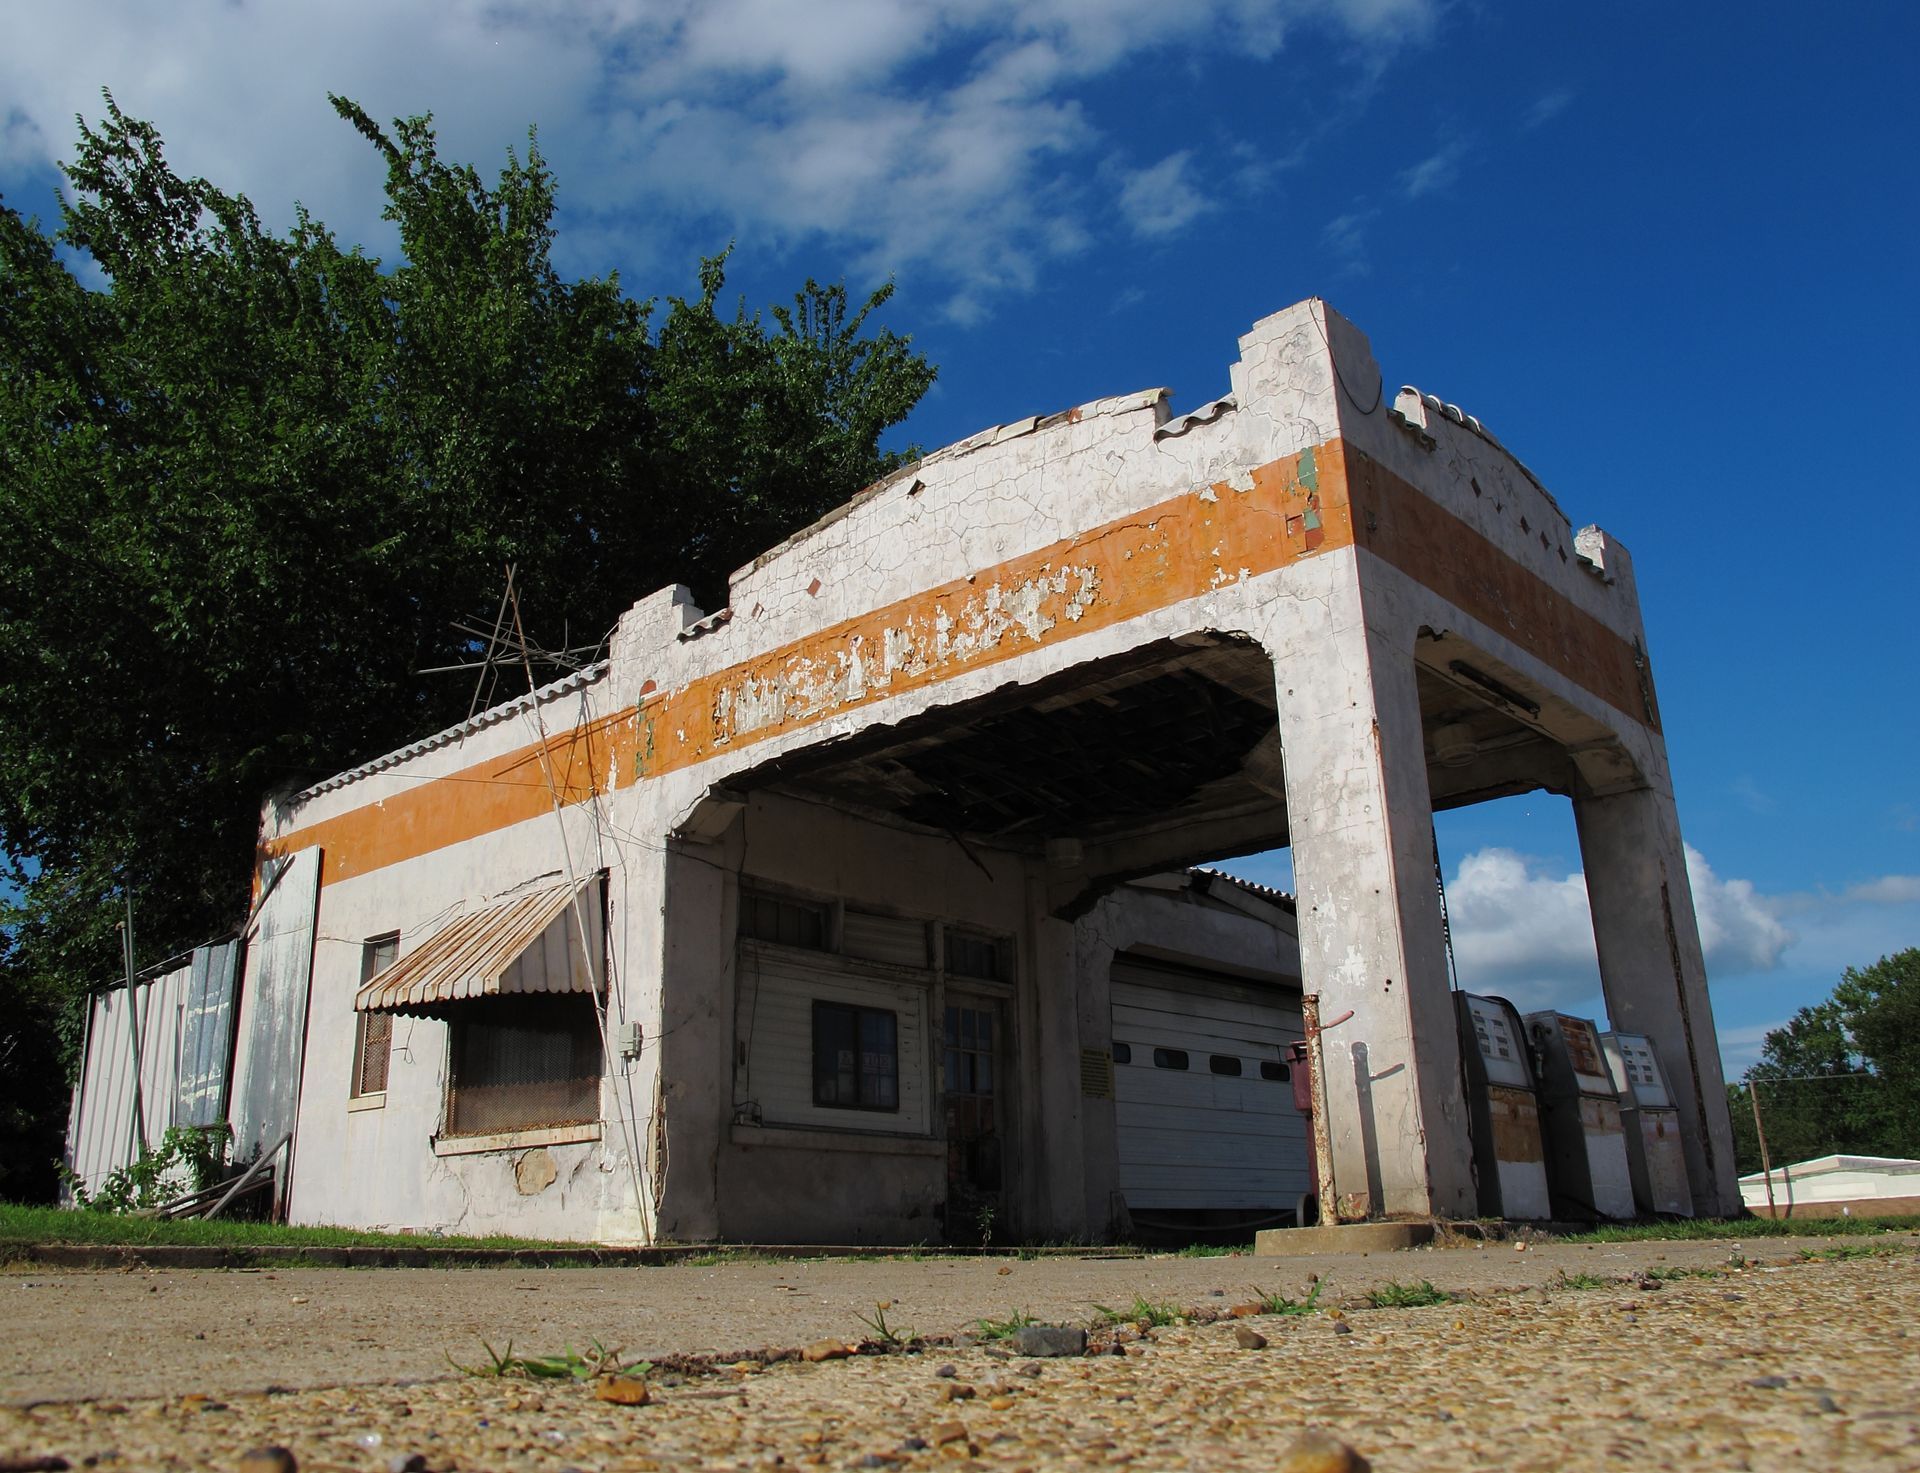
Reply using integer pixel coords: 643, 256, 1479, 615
812, 1001, 899, 1112
351, 934, 400, 1098
445, 994, 602, 1136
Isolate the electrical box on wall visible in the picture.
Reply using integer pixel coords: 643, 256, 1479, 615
618, 1020, 644, 1060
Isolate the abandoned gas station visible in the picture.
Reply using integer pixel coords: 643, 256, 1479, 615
71, 297, 1742, 1244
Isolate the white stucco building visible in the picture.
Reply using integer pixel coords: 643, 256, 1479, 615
182, 297, 1740, 1243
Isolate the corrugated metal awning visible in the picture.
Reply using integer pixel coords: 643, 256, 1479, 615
353, 877, 604, 1015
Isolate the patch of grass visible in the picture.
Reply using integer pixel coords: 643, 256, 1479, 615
1645, 1265, 1723, 1282
1561, 1214, 1920, 1243
1173, 1242, 1251, 1258
1092, 1294, 1182, 1329
1549, 1271, 1612, 1291
973, 1310, 1037, 1341
1248, 1279, 1324, 1315
680, 1249, 785, 1268
450, 1338, 651, 1381
1363, 1279, 1453, 1310
0, 1201, 567, 1253
1797, 1241, 1905, 1262
854, 1300, 915, 1346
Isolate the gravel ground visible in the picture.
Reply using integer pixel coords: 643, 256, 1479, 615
3, 1236, 1917, 1470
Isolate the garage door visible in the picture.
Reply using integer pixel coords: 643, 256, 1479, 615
1112, 955, 1309, 1211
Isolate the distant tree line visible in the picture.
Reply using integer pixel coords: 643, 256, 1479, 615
1726, 948, 1920, 1177
0, 94, 937, 1199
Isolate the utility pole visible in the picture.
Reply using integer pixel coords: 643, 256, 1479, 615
118, 890, 149, 1160
1749, 1081, 1777, 1218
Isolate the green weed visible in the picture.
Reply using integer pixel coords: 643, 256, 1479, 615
1363, 1280, 1453, 1309
450, 1338, 651, 1381
1173, 1242, 1250, 1258
973, 1310, 1037, 1341
1562, 1215, 1920, 1244
1645, 1265, 1722, 1281
1249, 1279, 1324, 1315
0, 1201, 568, 1253
1797, 1241, 1904, 1262
1092, 1295, 1182, 1328
855, 1300, 915, 1346
1549, 1271, 1611, 1291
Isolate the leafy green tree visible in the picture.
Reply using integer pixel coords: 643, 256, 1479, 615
0, 93, 935, 1199
1729, 949, 1920, 1176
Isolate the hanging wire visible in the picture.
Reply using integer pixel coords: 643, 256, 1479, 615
498, 567, 654, 1239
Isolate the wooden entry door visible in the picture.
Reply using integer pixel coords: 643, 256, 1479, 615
943, 996, 1006, 1244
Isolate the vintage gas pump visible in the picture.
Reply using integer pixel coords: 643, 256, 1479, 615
1453, 992, 1552, 1220
1525, 1011, 1636, 1220
1601, 1030, 1693, 1217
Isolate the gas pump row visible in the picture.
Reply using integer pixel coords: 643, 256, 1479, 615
1455, 994, 1693, 1221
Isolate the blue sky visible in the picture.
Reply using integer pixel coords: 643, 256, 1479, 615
4, 2, 1916, 1072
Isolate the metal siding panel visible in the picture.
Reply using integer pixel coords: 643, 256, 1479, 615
737, 948, 929, 1135
1111, 962, 1310, 1211
842, 911, 929, 969
230, 848, 322, 1162
68, 989, 129, 1195
177, 941, 241, 1127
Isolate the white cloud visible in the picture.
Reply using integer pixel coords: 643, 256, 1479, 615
1398, 138, 1467, 199
1116, 150, 1212, 238
1523, 88, 1573, 129
0, 0, 1440, 315
1445, 843, 1794, 1013
1321, 207, 1374, 275
1771, 874, 1920, 914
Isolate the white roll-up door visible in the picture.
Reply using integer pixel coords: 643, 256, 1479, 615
1111, 956, 1309, 1211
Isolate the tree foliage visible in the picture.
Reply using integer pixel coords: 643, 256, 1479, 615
0, 93, 935, 1198
1727, 948, 1920, 1175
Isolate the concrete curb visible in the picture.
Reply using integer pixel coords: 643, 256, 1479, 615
1254, 1221, 1437, 1255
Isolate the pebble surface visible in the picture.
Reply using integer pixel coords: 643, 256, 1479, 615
4, 1247, 1917, 1470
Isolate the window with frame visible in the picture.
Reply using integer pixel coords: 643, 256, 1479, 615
811, 1001, 899, 1112
351, 933, 400, 1098
740, 892, 829, 950
945, 931, 1009, 983
445, 993, 603, 1136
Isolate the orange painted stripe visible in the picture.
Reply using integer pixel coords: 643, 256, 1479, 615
267, 436, 1652, 885
1343, 449, 1659, 732
624, 442, 1344, 784
263, 711, 622, 885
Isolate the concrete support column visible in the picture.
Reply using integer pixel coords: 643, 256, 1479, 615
1071, 919, 1123, 1243
1574, 786, 1741, 1215
651, 833, 734, 1241
1023, 875, 1087, 1241
1270, 624, 1476, 1220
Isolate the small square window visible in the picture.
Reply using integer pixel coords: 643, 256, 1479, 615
1112, 1042, 1132, 1065
812, 1001, 899, 1112
1152, 1047, 1190, 1071
1259, 1060, 1291, 1083
352, 933, 399, 1098
1208, 1054, 1243, 1077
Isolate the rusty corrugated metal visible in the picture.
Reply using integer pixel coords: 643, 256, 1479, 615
353, 876, 603, 1015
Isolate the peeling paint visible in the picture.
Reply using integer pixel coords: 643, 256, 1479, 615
713, 563, 1103, 744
